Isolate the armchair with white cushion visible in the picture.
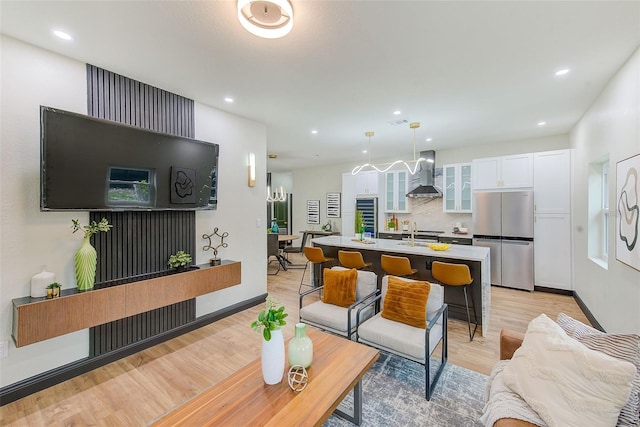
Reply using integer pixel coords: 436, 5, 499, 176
356, 275, 448, 400
299, 266, 378, 340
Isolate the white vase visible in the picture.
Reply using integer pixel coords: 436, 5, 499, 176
31, 265, 55, 298
261, 328, 285, 385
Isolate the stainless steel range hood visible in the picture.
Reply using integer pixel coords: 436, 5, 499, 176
406, 150, 442, 198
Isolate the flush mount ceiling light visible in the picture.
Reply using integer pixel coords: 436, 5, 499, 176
351, 122, 433, 176
237, 0, 293, 39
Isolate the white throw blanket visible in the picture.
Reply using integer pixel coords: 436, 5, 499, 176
480, 360, 547, 427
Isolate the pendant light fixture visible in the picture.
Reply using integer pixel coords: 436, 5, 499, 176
351, 122, 432, 175
237, 0, 293, 39
266, 185, 287, 202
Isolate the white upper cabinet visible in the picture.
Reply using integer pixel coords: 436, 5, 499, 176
533, 149, 571, 214
443, 163, 472, 213
341, 172, 356, 213
472, 153, 534, 190
354, 170, 379, 196
385, 170, 410, 213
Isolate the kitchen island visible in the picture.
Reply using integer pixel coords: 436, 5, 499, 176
312, 235, 491, 337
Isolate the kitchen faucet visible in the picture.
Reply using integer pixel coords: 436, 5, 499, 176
409, 222, 417, 247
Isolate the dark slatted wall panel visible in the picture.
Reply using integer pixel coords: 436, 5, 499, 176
86, 64, 195, 137
86, 65, 196, 357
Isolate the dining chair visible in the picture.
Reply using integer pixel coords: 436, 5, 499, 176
267, 233, 284, 275
283, 231, 310, 266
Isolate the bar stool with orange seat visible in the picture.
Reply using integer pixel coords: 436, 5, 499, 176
380, 254, 418, 278
338, 250, 373, 271
431, 261, 478, 341
299, 246, 335, 293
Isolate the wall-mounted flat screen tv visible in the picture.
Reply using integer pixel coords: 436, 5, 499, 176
40, 106, 219, 211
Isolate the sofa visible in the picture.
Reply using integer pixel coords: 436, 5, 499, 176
481, 313, 640, 427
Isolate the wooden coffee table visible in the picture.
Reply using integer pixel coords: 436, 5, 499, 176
151, 328, 379, 426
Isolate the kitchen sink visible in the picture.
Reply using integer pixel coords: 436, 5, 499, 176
396, 241, 434, 247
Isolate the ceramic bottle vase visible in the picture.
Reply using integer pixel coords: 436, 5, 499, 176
75, 236, 97, 291
30, 265, 55, 298
262, 328, 285, 385
288, 323, 313, 368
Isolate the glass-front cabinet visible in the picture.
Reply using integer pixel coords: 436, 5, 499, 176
443, 163, 472, 213
385, 171, 410, 213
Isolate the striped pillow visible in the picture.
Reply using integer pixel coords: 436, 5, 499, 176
577, 333, 640, 426
557, 313, 640, 426
381, 276, 430, 328
556, 312, 602, 338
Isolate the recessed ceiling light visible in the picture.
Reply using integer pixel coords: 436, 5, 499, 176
426, 137, 433, 142
311, 130, 318, 134
537, 121, 547, 126
224, 97, 234, 103
393, 110, 401, 115
53, 30, 73, 41
362, 150, 367, 154
555, 68, 570, 77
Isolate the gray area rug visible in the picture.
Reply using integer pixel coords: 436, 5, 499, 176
324, 352, 488, 426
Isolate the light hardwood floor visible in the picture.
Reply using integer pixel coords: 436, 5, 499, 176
1, 254, 591, 426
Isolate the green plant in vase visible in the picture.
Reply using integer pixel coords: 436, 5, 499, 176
355, 210, 365, 240
168, 251, 193, 271
250, 295, 288, 341
46, 282, 61, 298
72, 218, 112, 291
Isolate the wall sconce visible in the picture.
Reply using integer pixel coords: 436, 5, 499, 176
248, 152, 256, 187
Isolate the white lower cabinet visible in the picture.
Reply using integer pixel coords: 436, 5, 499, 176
534, 214, 572, 290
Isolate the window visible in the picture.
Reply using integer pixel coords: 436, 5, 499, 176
602, 161, 610, 261
587, 157, 609, 269
106, 167, 154, 206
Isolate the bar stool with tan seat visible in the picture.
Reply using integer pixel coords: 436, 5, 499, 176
380, 254, 418, 278
431, 261, 478, 341
299, 246, 335, 293
338, 250, 373, 271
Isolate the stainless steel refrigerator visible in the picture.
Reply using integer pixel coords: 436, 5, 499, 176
472, 191, 534, 291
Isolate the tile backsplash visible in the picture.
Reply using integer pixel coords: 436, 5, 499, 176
386, 198, 472, 233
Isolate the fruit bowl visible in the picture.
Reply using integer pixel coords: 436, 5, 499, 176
428, 243, 451, 251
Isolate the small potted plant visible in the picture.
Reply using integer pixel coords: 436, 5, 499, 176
251, 296, 288, 384
46, 282, 61, 299
168, 251, 192, 271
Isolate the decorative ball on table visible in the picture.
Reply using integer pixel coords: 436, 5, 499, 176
288, 365, 309, 392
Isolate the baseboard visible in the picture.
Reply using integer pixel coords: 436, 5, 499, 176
0, 293, 267, 406
533, 285, 573, 296
573, 290, 606, 332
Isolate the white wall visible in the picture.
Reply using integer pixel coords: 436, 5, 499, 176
0, 36, 267, 387
571, 48, 640, 334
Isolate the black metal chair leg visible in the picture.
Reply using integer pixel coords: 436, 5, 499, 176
463, 286, 478, 341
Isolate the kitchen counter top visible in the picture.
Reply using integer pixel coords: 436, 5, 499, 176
312, 236, 485, 261
312, 236, 490, 336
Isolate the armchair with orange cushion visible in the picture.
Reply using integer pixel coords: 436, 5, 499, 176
299, 266, 378, 340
